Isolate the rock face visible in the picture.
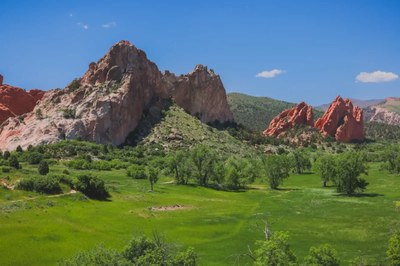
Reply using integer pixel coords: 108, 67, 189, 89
0, 41, 233, 150
364, 97, 400, 125
0, 80, 45, 125
263, 102, 314, 137
315, 96, 364, 142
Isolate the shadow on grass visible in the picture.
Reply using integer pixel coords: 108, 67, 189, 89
275, 188, 300, 192
334, 193, 384, 198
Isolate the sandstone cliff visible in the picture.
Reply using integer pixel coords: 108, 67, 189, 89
263, 102, 314, 137
315, 96, 364, 142
0, 41, 233, 150
0, 77, 45, 125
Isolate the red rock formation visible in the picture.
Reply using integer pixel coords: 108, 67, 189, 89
263, 102, 314, 137
0, 74, 3, 86
0, 78, 45, 125
315, 96, 364, 142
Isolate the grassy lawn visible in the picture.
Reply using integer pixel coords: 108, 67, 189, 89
0, 162, 398, 265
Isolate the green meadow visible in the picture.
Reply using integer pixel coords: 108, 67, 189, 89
0, 162, 398, 265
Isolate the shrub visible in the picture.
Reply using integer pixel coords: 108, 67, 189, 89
16, 145, 23, 153
127, 164, 147, 179
62, 108, 76, 119
38, 161, 50, 175
9, 155, 20, 169
16, 178, 35, 191
91, 160, 112, 171
33, 176, 62, 194
305, 244, 340, 266
65, 159, 91, 170
75, 174, 109, 199
2, 167, 11, 173
3, 151, 10, 160
387, 230, 400, 266
25, 151, 44, 164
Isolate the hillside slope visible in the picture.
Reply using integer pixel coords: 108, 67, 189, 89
364, 97, 400, 125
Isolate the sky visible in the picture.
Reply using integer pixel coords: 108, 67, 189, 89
0, 0, 399, 105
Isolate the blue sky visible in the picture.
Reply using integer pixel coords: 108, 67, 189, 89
0, 0, 399, 105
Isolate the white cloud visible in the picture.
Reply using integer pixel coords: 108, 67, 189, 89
356, 70, 398, 83
77, 22, 89, 30
102, 22, 117, 28
256, 69, 286, 78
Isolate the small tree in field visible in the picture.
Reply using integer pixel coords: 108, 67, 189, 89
314, 154, 337, 187
9, 155, 20, 169
38, 161, 49, 175
335, 152, 368, 195
289, 150, 311, 174
262, 155, 290, 189
147, 165, 159, 191
254, 231, 297, 266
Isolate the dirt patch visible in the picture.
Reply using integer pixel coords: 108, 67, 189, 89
148, 204, 191, 211
1, 180, 15, 190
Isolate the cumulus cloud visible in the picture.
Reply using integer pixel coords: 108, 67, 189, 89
77, 22, 89, 30
356, 70, 398, 83
102, 22, 117, 28
256, 69, 286, 78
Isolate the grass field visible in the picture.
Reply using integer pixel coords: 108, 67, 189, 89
0, 162, 399, 265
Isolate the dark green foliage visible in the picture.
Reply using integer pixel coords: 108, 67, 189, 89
365, 122, 400, 141
3, 151, 10, 160
127, 164, 147, 179
262, 155, 290, 189
305, 244, 340, 266
336, 152, 368, 195
58, 245, 131, 266
16, 145, 23, 153
33, 176, 62, 194
24, 151, 44, 164
2, 166, 11, 173
387, 231, 400, 266
16, 176, 62, 194
75, 174, 109, 199
15, 178, 35, 191
67, 78, 81, 91
224, 157, 258, 189
147, 165, 159, 191
9, 155, 20, 169
65, 159, 91, 170
254, 231, 297, 266
38, 161, 49, 175
382, 146, 400, 174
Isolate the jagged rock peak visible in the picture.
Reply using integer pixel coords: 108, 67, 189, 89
263, 101, 314, 138
0, 74, 3, 86
315, 96, 364, 142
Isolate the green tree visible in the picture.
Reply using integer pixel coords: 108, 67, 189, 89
3, 150, 10, 160
16, 145, 23, 153
336, 152, 368, 195
305, 244, 340, 266
171, 247, 197, 266
166, 151, 191, 184
9, 155, 20, 169
225, 157, 258, 189
254, 231, 297, 266
147, 165, 159, 191
262, 155, 290, 189
38, 161, 49, 175
314, 154, 337, 187
290, 150, 311, 174
387, 230, 400, 266
190, 145, 216, 186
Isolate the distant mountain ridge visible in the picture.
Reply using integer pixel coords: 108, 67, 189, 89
364, 97, 400, 125
316, 98, 384, 111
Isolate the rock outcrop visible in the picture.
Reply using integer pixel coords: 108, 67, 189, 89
364, 97, 400, 125
0, 78, 45, 125
315, 96, 364, 142
263, 102, 314, 137
0, 41, 233, 150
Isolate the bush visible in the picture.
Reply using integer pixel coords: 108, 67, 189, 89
33, 176, 62, 194
305, 244, 340, 266
75, 174, 109, 199
24, 151, 44, 164
16, 145, 23, 153
2, 167, 11, 173
50, 174, 73, 187
9, 155, 20, 169
91, 160, 112, 171
127, 164, 147, 179
65, 159, 91, 170
16, 178, 35, 191
38, 161, 50, 175
387, 230, 400, 266
62, 108, 76, 119
3, 151, 10, 160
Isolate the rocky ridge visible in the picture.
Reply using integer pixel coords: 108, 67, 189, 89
264, 96, 365, 143
0, 41, 233, 150
364, 97, 400, 125
263, 102, 314, 137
